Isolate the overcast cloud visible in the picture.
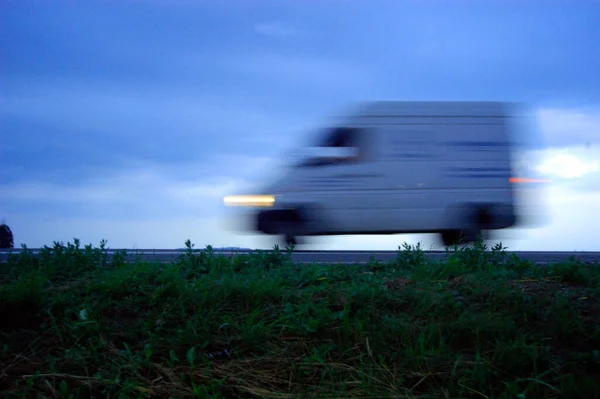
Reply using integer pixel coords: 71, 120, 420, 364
1, 0, 600, 251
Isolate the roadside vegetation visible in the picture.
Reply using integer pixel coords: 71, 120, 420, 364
1, 239, 599, 398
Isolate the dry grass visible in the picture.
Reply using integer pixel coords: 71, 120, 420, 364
1, 239, 599, 398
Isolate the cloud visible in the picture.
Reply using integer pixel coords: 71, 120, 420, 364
507, 106, 600, 187
1, 78, 308, 186
2, 80, 294, 144
216, 53, 378, 91
0, 156, 272, 221
502, 184, 600, 251
0, 183, 126, 204
534, 147, 600, 179
536, 107, 600, 148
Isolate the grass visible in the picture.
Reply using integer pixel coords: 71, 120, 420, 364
1, 239, 599, 398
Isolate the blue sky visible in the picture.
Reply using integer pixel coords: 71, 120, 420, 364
2, 0, 600, 250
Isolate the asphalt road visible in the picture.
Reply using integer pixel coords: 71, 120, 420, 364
1, 249, 599, 265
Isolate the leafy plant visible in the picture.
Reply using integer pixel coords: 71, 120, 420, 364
0, 238, 598, 398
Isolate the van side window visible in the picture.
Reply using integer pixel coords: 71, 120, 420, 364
300, 127, 363, 167
321, 127, 357, 148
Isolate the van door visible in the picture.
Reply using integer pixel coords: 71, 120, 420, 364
292, 126, 386, 232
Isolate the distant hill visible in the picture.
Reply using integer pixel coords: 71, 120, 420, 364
214, 247, 253, 251
175, 247, 253, 251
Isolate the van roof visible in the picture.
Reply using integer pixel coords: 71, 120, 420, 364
352, 101, 517, 118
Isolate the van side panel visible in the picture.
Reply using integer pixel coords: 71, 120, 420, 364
303, 113, 515, 234
251, 101, 518, 239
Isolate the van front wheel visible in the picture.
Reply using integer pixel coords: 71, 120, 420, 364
441, 230, 460, 246
284, 234, 297, 247
441, 229, 480, 247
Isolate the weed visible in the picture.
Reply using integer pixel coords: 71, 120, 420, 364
0, 239, 599, 398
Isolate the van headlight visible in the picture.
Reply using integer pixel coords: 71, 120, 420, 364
223, 195, 275, 207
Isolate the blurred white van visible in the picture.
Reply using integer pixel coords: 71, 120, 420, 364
224, 101, 544, 247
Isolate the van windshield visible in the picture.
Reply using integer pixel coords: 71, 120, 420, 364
295, 127, 361, 167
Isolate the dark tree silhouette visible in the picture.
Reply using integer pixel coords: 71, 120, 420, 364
0, 222, 14, 249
